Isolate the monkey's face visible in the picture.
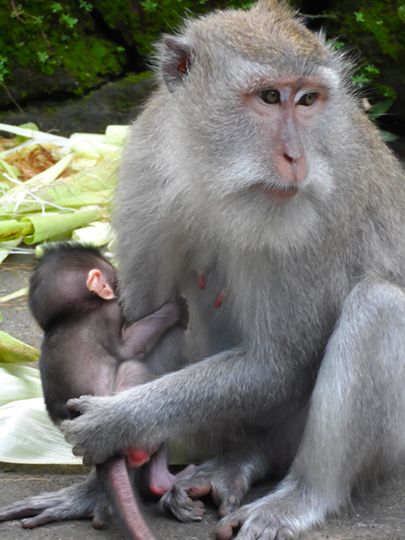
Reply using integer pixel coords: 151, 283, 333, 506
156, 5, 359, 250
169, 62, 344, 250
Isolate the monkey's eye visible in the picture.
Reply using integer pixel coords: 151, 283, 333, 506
259, 89, 280, 104
298, 93, 317, 106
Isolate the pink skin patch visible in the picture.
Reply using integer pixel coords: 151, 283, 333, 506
198, 270, 206, 290
214, 290, 228, 309
198, 271, 228, 309
149, 461, 197, 497
126, 449, 151, 468
127, 448, 197, 497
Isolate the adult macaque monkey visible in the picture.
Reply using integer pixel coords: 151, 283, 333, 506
2, 1, 405, 539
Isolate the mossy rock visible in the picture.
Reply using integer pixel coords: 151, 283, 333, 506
1, 0, 404, 131
0, 0, 252, 109
0, 1, 126, 107
0, 72, 155, 136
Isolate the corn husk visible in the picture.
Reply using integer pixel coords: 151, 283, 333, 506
0, 122, 126, 254
0, 332, 40, 363
22, 206, 104, 245
0, 238, 23, 264
0, 286, 28, 302
72, 221, 113, 247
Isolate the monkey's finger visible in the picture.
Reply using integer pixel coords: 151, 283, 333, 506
82, 452, 96, 467
92, 508, 108, 529
178, 496, 205, 520
184, 497, 205, 520
218, 494, 241, 517
216, 521, 238, 540
191, 499, 204, 510
188, 498, 205, 519
60, 422, 90, 459
0, 503, 41, 521
60, 420, 81, 446
159, 491, 204, 522
21, 511, 60, 528
186, 481, 211, 499
274, 527, 293, 540
174, 464, 197, 479
66, 395, 94, 412
216, 512, 246, 540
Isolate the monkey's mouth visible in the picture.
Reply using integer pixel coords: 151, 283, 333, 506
255, 183, 298, 204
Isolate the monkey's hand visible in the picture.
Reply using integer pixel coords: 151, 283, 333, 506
215, 480, 324, 540
0, 473, 109, 529
63, 395, 125, 466
160, 458, 252, 522
62, 390, 155, 466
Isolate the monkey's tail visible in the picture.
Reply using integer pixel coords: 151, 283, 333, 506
97, 457, 159, 540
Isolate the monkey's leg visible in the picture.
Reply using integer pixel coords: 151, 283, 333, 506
217, 280, 405, 540
148, 447, 196, 497
0, 470, 109, 529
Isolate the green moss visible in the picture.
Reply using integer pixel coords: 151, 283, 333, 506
329, 1, 405, 61
115, 71, 153, 85
54, 37, 125, 91
93, 0, 142, 49
373, 84, 397, 100
96, 0, 257, 56
320, 1, 405, 99
1, 0, 403, 110
346, 3, 404, 61
0, 1, 125, 94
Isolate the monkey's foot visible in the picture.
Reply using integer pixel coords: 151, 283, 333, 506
159, 459, 251, 522
0, 473, 108, 529
149, 463, 196, 497
216, 481, 325, 540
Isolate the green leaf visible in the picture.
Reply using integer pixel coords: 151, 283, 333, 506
0, 363, 42, 406
380, 130, 399, 142
72, 221, 113, 246
368, 98, 395, 119
0, 331, 40, 363
0, 287, 28, 303
0, 365, 81, 465
0, 397, 82, 464
0, 239, 24, 264
51, 2, 63, 12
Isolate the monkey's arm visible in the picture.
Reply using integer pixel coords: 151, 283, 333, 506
119, 298, 188, 361
62, 347, 301, 467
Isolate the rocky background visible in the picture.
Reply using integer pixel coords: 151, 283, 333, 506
0, 0, 404, 137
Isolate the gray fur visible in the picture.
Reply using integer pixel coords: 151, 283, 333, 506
3, 2, 405, 538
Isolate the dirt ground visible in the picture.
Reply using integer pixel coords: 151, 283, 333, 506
1, 141, 405, 540
2, 461, 405, 540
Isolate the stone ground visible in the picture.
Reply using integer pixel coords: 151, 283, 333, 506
1, 141, 405, 540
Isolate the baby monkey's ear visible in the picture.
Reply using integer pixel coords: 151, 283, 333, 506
86, 269, 115, 300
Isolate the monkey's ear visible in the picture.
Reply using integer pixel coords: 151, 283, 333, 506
161, 35, 194, 92
86, 269, 115, 300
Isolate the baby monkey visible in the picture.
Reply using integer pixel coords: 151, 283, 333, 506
29, 244, 189, 540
